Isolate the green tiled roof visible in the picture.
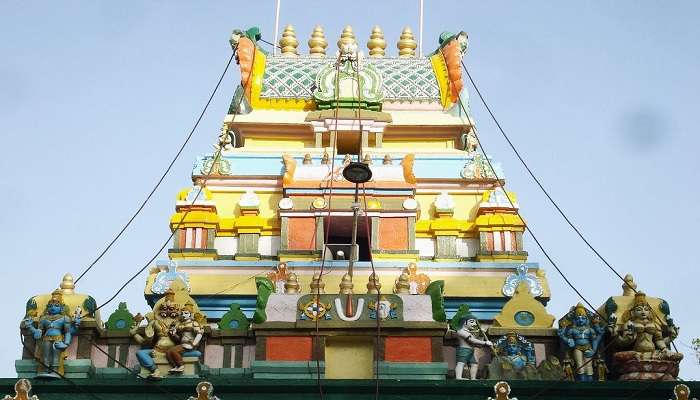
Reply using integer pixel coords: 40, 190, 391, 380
261, 56, 441, 102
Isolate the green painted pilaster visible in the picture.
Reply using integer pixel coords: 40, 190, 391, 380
207, 228, 216, 249
172, 229, 181, 249
315, 216, 324, 251
371, 216, 380, 251
280, 217, 289, 251
407, 216, 416, 250
435, 236, 457, 259
238, 233, 260, 254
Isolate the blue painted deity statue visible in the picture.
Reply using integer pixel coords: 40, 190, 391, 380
557, 303, 605, 382
488, 332, 537, 380
23, 290, 81, 379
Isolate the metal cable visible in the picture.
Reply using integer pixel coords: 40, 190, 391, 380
460, 59, 680, 352
90, 42, 253, 314
74, 52, 235, 284
19, 333, 104, 400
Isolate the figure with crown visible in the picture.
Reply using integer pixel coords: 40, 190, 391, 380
130, 289, 180, 379
557, 303, 606, 381
454, 310, 492, 380
22, 290, 82, 379
607, 291, 683, 379
488, 332, 537, 380
165, 302, 204, 374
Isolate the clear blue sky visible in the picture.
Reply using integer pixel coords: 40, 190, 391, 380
2, 1, 699, 379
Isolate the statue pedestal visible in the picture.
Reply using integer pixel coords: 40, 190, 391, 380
139, 351, 201, 378
613, 352, 682, 381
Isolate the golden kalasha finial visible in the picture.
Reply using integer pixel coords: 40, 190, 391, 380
367, 26, 386, 57
622, 273, 637, 296
382, 154, 393, 165
321, 149, 330, 165
308, 25, 328, 57
279, 24, 299, 57
397, 26, 417, 57
339, 273, 354, 295
284, 273, 300, 294
362, 153, 373, 164
310, 272, 325, 294
337, 25, 357, 51
394, 272, 411, 294
366, 272, 381, 294
60, 273, 75, 295
303, 153, 313, 165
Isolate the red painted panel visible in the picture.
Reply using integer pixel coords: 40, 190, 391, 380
288, 218, 317, 250
378, 218, 408, 250
384, 337, 432, 362
266, 336, 313, 361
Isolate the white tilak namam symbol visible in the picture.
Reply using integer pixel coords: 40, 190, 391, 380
334, 298, 365, 321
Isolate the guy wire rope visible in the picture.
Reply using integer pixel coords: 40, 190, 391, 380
459, 58, 679, 351
74, 51, 236, 284
90, 41, 255, 315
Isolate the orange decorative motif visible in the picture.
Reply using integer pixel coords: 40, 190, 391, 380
267, 263, 290, 293
441, 39, 464, 104
405, 262, 431, 294
236, 37, 256, 98
401, 154, 416, 184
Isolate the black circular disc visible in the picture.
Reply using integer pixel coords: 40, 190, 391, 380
342, 162, 372, 184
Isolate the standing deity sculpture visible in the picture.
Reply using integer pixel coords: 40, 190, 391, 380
130, 290, 180, 379
454, 311, 492, 380
22, 290, 81, 378
557, 303, 605, 381
165, 302, 204, 374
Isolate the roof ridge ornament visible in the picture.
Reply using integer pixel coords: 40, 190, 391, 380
308, 25, 328, 57
367, 26, 386, 58
397, 26, 417, 57
279, 24, 299, 57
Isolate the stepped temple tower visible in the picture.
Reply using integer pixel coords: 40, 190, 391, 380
12, 25, 690, 400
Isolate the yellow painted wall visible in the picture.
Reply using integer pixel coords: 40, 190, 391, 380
325, 337, 374, 379
415, 193, 482, 221
243, 137, 312, 149
382, 138, 455, 149
209, 192, 282, 219
166, 270, 550, 298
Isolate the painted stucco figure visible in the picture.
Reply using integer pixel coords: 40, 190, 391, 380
609, 293, 680, 360
557, 303, 605, 381
488, 332, 537, 380
22, 290, 81, 379
165, 302, 204, 374
130, 290, 180, 379
454, 311, 492, 380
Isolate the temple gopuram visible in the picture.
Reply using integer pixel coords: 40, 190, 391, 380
6, 24, 697, 400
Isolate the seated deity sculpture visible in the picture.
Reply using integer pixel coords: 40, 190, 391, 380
130, 290, 180, 379
454, 311, 492, 380
23, 290, 81, 379
165, 302, 204, 374
608, 292, 683, 380
557, 303, 605, 381
488, 332, 537, 380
